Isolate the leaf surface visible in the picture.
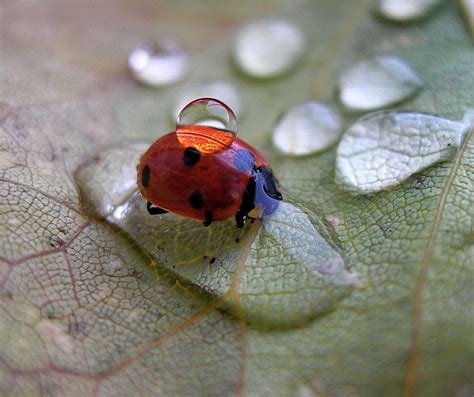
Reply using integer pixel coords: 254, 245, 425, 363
1, 2, 473, 396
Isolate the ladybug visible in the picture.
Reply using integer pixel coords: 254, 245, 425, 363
137, 98, 282, 228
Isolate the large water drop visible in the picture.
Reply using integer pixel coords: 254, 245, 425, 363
128, 40, 188, 87
75, 145, 360, 330
376, 0, 443, 23
338, 56, 422, 111
176, 97, 237, 134
335, 111, 470, 194
233, 19, 304, 78
272, 101, 342, 156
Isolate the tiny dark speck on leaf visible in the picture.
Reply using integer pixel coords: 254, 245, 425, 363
210, 257, 216, 264
49, 237, 65, 248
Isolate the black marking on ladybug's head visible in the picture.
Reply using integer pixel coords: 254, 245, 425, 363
189, 190, 204, 209
183, 147, 201, 167
257, 166, 282, 200
233, 149, 256, 172
141, 164, 150, 187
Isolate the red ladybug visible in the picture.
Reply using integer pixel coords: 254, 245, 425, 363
137, 98, 282, 228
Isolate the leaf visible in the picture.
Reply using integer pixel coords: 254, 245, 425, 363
1, 2, 473, 397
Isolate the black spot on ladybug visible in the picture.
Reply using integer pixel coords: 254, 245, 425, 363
258, 166, 282, 200
203, 211, 213, 227
183, 147, 201, 166
209, 257, 216, 264
141, 164, 150, 187
189, 191, 204, 209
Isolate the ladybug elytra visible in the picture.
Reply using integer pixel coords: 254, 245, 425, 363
137, 98, 282, 228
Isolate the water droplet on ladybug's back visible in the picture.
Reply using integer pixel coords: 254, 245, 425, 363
175, 98, 238, 153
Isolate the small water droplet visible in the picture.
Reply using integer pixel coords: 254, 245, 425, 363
176, 97, 237, 134
233, 19, 305, 78
338, 55, 422, 111
336, 111, 468, 194
272, 101, 342, 156
459, 0, 474, 39
128, 40, 188, 87
172, 81, 241, 121
376, 0, 442, 23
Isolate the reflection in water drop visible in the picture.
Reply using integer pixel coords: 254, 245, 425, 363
233, 19, 305, 78
376, 0, 442, 23
172, 81, 241, 121
336, 111, 469, 194
338, 56, 422, 111
272, 101, 342, 156
74, 144, 148, 218
128, 40, 188, 87
176, 98, 238, 135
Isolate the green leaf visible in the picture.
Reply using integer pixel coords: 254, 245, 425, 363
1, 2, 473, 396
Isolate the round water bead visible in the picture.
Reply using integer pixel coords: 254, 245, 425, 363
128, 40, 188, 87
338, 55, 422, 111
176, 98, 238, 135
335, 111, 468, 194
233, 19, 305, 78
272, 101, 342, 156
376, 0, 442, 23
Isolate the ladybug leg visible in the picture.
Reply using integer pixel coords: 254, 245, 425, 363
235, 212, 245, 229
203, 211, 213, 227
234, 176, 256, 229
146, 201, 168, 215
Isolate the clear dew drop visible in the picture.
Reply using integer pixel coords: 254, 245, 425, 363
128, 40, 188, 87
376, 0, 442, 23
272, 101, 342, 156
75, 145, 361, 330
233, 19, 305, 78
259, 202, 361, 289
338, 56, 423, 111
335, 111, 470, 194
176, 97, 238, 134
109, 192, 360, 329
172, 81, 241, 121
